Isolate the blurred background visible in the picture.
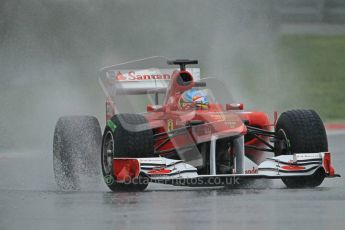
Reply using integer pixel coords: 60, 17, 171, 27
0, 0, 344, 151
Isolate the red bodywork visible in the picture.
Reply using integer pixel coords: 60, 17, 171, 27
106, 70, 271, 164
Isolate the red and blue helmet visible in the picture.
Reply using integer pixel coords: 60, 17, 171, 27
179, 88, 209, 110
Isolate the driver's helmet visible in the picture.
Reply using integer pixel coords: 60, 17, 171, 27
178, 88, 209, 110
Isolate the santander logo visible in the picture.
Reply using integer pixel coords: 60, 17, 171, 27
245, 167, 258, 174
115, 72, 126, 81
115, 71, 171, 81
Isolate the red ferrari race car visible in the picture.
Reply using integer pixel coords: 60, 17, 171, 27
53, 56, 339, 191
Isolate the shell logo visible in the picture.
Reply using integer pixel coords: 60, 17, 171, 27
167, 119, 174, 132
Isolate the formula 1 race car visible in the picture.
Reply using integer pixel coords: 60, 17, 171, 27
53, 56, 339, 191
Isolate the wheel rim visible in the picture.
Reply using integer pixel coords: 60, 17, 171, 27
102, 130, 114, 174
275, 129, 290, 155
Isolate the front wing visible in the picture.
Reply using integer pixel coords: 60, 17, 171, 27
112, 152, 339, 187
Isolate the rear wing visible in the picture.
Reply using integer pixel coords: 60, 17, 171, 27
99, 67, 201, 96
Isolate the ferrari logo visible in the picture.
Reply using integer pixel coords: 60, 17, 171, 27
167, 119, 174, 132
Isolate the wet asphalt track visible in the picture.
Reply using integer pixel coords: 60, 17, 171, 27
0, 133, 344, 230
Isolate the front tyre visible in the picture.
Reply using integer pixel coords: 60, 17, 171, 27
101, 114, 154, 192
53, 116, 102, 190
274, 109, 328, 188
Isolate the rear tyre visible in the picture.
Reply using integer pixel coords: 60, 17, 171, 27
274, 109, 328, 188
53, 116, 102, 190
101, 114, 154, 192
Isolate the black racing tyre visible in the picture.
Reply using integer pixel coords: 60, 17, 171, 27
274, 109, 328, 188
53, 116, 102, 190
216, 139, 232, 174
101, 114, 154, 192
